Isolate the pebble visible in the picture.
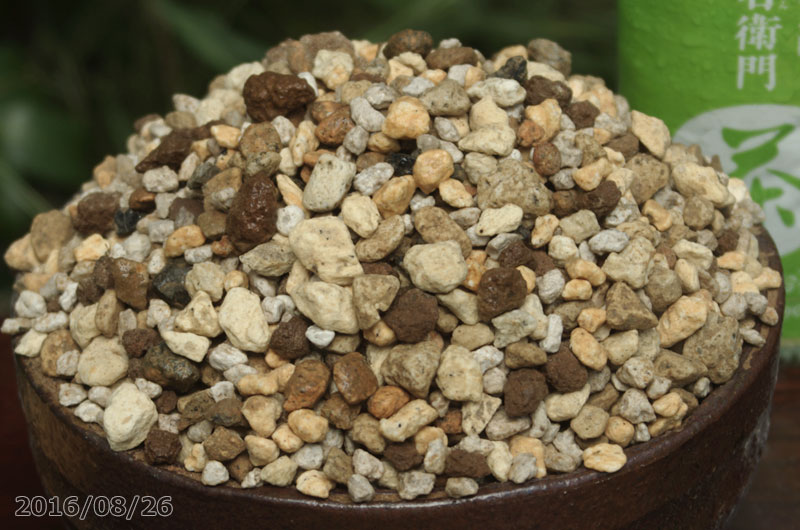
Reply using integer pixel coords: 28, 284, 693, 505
630, 110, 670, 159
404, 241, 468, 293
436, 345, 484, 402
103, 382, 158, 451
289, 216, 362, 285
582, 443, 627, 473
302, 154, 356, 212
201, 461, 230, 486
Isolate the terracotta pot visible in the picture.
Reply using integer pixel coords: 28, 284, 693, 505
14, 228, 784, 530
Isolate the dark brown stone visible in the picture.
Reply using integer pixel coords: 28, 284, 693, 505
92, 256, 114, 289
168, 198, 204, 227
228, 454, 254, 483
333, 352, 379, 405
498, 240, 534, 269
361, 262, 396, 276
203, 426, 246, 462
225, 171, 279, 253
545, 344, 588, 393
606, 282, 659, 330
142, 342, 201, 393
606, 133, 640, 160
504, 369, 548, 417
122, 328, 161, 358
552, 189, 580, 218
76, 278, 103, 306
565, 101, 600, 129
425, 47, 478, 70
135, 129, 196, 173
144, 429, 182, 465
383, 288, 438, 343
111, 258, 150, 310
73, 192, 118, 235
532, 142, 562, 176
319, 393, 361, 430
715, 229, 739, 256
210, 397, 244, 427
524, 76, 573, 108
179, 390, 216, 425
129, 188, 156, 212
384, 441, 423, 472
383, 29, 434, 59
283, 359, 331, 412
444, 449, 491, 478
269, 317, 310, 360
315, 108, 354, 145
579, 180, 621, 219
155, 390, 177, 414
243, 72, 316, 122
529, 250, 556, 277
477, 267, 527, 321
436, 409, 462, 434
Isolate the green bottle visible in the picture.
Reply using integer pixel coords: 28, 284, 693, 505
619, 0, 800, 357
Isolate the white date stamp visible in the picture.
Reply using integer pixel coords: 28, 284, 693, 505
15, 495, 173, 520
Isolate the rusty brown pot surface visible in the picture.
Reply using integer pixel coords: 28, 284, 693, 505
14, 228, 785, 530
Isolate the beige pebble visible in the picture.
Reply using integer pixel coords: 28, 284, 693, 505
287, 409, 329, 443
373, 176, 416, 218
382, 96, 430, 140
578, 307, 606, 333
573, 158, 613, 191
570, 328, 608, 371
379, 399, 438, 442
439, 179, 474, 208
582, 443, 627, 473
295, 469, 335, 499
211, 124, 241, 149
413, 149, 454, 194
604, 416, 635, 447
562, 279, 593, 301
74, 234, 109, 262
530, 214, 559, 248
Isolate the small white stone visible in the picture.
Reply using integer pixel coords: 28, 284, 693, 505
202, 460, 230, 486
142, 166, 179, 192
88, 386, 112, 407
188, 420, 214, 443
56, 350, 80, 377
306, 325, 336, 348
13, 329, 47, 357
276, 205, 306, 236
209, 380, 236, 402
354, 162, 394, 196
14, 290, 47, 318
347, 474, 375, 502
59, 383, 87, 407
218, 288, 271, 352
74, 400, 104, 424
135, 378, 163, 399
352, 448, 384, 480
475, 204, 523, 236
292, 444, 324, 470
158, 413, 180, 434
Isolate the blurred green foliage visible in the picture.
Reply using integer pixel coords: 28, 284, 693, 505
0, 0, 616, 307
